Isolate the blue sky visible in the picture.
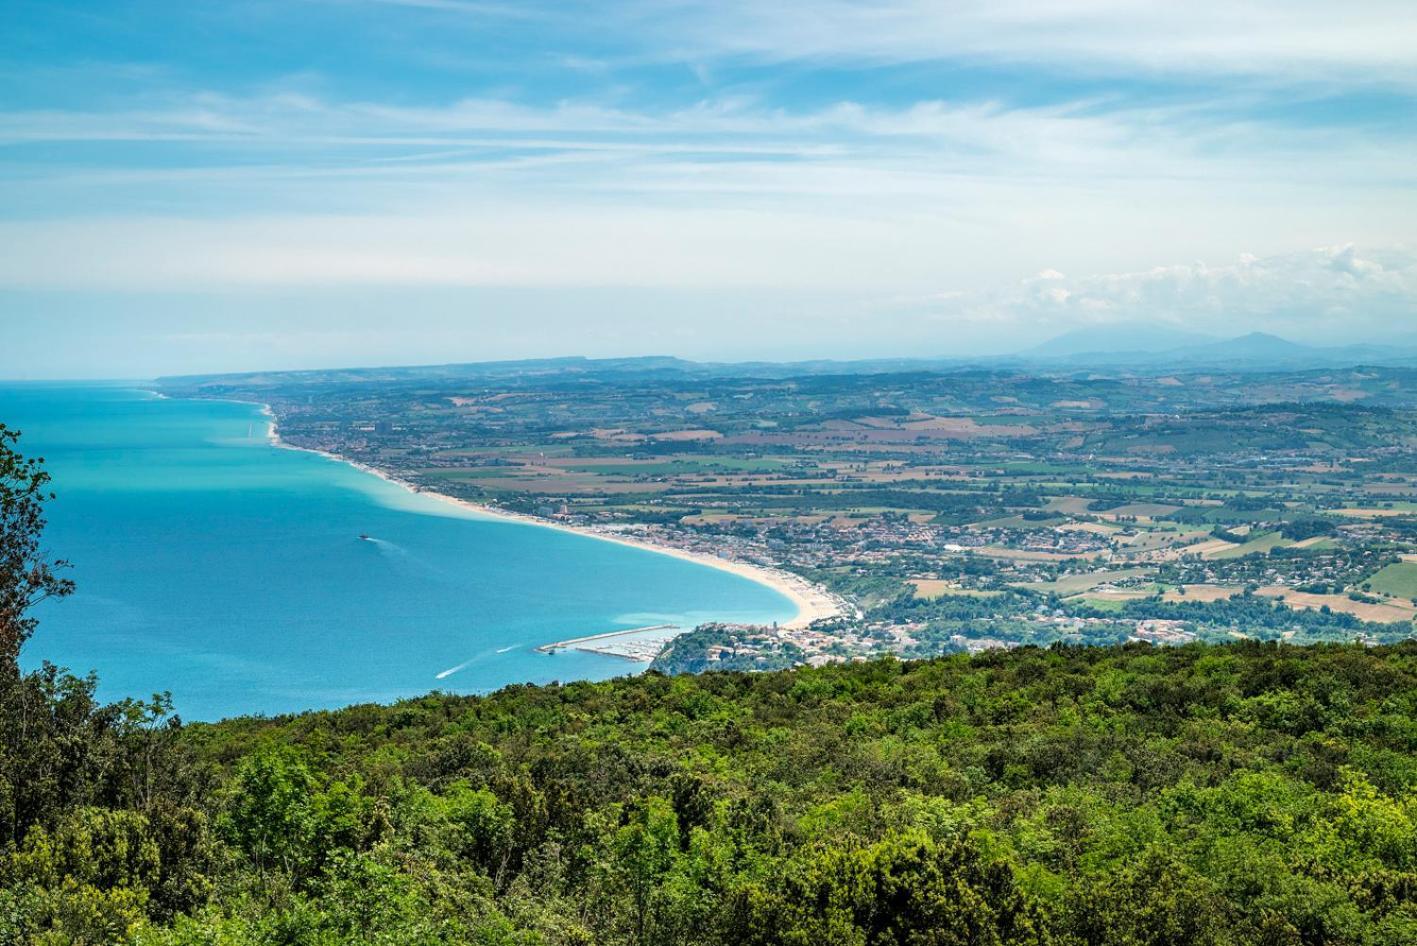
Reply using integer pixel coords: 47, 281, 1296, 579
3, 1, 1415, 377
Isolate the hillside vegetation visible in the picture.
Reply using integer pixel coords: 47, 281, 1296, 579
2, 641, 1415, 945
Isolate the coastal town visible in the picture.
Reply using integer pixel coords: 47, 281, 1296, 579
162, 358, 1417, 671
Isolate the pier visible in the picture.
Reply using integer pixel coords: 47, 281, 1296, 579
536, 624, 685, 661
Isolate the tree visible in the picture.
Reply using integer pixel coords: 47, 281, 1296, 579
220, 746, 319, 882
0, 425, 73, 667
7, 807, 161, 943
219, 745, 378, 889
743, 832, 1048, 946
1069, 847, 1235, 946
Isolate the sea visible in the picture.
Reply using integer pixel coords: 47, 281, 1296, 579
1, 384, 795, 720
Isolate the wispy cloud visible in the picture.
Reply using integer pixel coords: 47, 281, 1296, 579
625, 1, 1417, 88
916, 245, 1417, 343
1, 0, 1414, 373
313, 1, 1417, 88
1, 77, 1413, 312
3, 88, 1410, 201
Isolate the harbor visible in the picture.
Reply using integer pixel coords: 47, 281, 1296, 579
537, 624, 687, 662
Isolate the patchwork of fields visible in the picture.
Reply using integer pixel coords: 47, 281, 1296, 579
167, 361, 1417, 666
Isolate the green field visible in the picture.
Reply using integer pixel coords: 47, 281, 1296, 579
418, 468, 528, 480
1210, 531, 1290, 559
1073, 594, 1129, 611
995, 461, 1080, 474
1043, 496, 1096, 514
565, 457, 791, 475
1101, 502, 1182, 517
1365, 561, 1417, 601
972, 514, 1067, 530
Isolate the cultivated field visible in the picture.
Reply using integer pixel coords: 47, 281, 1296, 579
1365, 562, 1417, 602
1256, 587, 1417, 624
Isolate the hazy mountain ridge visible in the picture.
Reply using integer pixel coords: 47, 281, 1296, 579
159, 327, 1417, 391
1029, 328, 1417, 369
1022, 324, 1220, 357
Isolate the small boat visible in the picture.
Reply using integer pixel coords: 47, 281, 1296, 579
358, 533, 372, 541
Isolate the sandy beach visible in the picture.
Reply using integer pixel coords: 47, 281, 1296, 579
259, 406, 842, 630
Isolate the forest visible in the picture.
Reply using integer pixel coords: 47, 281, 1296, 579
3, 430, 1417, 945
6, 634, 1417, 944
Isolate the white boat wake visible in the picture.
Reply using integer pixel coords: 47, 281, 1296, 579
434, 659, 472, 680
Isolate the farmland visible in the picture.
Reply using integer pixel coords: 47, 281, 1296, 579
1365, 561, 1417, 602
163, 359, 1417, 667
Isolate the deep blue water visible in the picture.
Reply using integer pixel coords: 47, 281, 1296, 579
1, 384, 794, 720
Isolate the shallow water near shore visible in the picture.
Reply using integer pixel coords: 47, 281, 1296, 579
2, 384, 795, 720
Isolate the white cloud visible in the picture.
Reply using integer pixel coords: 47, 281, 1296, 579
1, 88, 1405, 183
630, 1, 1417, 88
3, 86, 1411, 268
3, 1, 1414, 374
938, 245, 1417, 341
2, 7, 1414, 357
326, 1, 1417, 87
0, 208, 954, 291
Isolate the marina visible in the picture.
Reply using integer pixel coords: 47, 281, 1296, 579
536, 624, 687, 661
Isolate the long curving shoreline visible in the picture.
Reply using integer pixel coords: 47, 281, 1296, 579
255, 404, 843, 630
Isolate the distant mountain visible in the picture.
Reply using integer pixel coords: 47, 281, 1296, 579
163, 353, 1050, 391
1028, 324, 1218, 358
1158, 332, 1417, 369
157, 332, 1417, 393
1025, 327, 1417, 370
160, 356, 710, 389
1169, 331, 1312, 362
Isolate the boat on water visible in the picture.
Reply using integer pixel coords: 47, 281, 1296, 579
358, 533, 372, 541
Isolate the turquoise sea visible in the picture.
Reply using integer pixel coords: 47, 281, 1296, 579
1, 384, 795, 720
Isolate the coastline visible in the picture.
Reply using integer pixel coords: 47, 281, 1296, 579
253, 402, 842, 631
535, 624, 684, 662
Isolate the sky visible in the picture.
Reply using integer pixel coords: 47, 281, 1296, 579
2, 1, 1416, 378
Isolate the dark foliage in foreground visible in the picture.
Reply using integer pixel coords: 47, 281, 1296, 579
1, 641, 1413, 944
0, 424, 73, 664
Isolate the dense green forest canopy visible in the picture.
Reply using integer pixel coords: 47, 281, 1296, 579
2, 430, 1416, 944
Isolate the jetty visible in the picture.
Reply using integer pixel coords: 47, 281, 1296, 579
537, 624, 685, 661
